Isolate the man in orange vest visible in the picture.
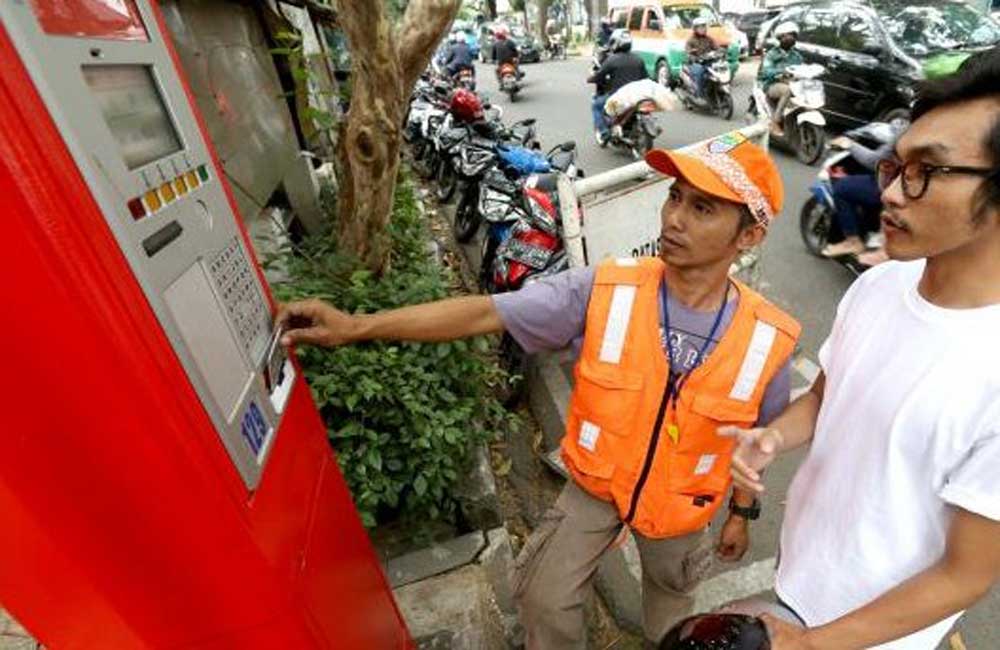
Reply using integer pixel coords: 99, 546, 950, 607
278, 136, 800, 648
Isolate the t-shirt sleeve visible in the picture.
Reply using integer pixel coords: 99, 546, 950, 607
491, 266, 596, 354
939, 415, 1000, 521
755, 358, 791, 426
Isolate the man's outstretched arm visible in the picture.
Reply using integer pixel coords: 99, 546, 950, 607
277, 296, 504, 348
766, 507, 1000, 649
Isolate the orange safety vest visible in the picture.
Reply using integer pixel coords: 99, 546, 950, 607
561, 257, 801, 538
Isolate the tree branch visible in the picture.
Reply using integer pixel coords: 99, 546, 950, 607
397, 0, 462, 93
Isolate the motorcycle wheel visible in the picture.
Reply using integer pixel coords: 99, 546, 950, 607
413, 142, 435, 179
436, 159, 458, 203
478, 235, 497, 291
633, 130, 655, 160
796, 122, 826, 166
497, 333, 528, 408
716, 93, 734, 121
453, 186, 481, 243
799, 196, 833, 257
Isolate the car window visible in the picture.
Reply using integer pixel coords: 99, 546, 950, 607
628, 7, 645, 30
662, 8, 682, 30
644, 8, 662, 31
874, 1, 1000, 56
799, 7, 843, 48
672, 5, 721, 29
839, 14, 881, 54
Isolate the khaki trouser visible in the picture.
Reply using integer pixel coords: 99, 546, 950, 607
767, 83, 792, 125
513, 480, 715, 649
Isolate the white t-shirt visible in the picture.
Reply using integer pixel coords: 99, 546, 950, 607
776, 260, 1000, 650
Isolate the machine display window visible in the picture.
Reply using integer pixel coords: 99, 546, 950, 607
30, 0, 149, 41
82, 65, 183, 170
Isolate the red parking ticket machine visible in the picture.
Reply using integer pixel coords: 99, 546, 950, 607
0, 2, 412, 648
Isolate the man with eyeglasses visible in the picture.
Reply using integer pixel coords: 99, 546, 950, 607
721, 46, 1000, 649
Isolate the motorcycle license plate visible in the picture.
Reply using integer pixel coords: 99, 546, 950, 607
499, 238, 553, 270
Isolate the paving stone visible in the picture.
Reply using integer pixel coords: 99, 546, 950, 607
386, 531, 486, 588
453, 445, 503, 531
394, 564, 505, 650
479, 527, 516, 615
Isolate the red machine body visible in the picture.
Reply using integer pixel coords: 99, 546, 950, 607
0, 2, 411, 648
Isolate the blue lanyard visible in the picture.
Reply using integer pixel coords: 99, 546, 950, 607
661, 281, 730, 410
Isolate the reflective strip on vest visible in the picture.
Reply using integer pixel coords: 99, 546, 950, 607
598, 285, 637, 364
616, 257, 638, 267
579, 420, 601, 452
729, 320, 777, 401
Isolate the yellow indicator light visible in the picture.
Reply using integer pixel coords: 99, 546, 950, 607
185, 171, 199, 189
174, 177, 188, 195
143, 190, 162, 213
160, 182, 176, 203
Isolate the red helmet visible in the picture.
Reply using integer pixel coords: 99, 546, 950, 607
449, 88, 484, 122
494, 25, 509, 40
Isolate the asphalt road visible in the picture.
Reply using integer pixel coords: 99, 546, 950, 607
471, 56, 997, 648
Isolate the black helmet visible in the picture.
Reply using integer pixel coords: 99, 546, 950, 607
659, 614, 770, 650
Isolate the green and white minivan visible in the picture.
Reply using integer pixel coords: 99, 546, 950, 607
608, 1, 742, 87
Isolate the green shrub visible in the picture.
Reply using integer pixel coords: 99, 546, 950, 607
269, 177, 511, 528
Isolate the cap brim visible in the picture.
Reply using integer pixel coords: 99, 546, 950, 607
645, 149, 743, 205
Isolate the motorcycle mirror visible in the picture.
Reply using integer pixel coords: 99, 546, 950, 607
559, 142, 576, 152
576, 169, 586, 179
517, 118, 537, 127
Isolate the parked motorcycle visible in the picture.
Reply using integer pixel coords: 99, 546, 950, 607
453, 138, 563, 243
799, 121, 896, 274
748, 63, 827, 164
677, 50, 734, 120
485, 172, 570, 406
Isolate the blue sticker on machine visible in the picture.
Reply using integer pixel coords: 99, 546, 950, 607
240, 400, 272, 460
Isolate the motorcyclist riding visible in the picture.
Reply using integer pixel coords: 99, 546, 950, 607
492, 26, 521, 82
444, 30, 475, 80
757, 21, 804, 136
821, 122, 905, 262
588, 29, 649, 145
685, 17, 719, 99
596, 16, 613, 47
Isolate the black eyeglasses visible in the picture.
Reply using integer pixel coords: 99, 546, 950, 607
876, 158, 994, 200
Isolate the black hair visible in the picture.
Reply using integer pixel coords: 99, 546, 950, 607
912, 45, 1000, 220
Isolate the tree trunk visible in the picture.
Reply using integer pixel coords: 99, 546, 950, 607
335, 0, 461, 273
537, 0, 550, 45
584, 0, 595, 37
484, 0, 497, 19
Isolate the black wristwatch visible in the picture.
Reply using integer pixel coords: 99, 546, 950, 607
728, 496, 761, 521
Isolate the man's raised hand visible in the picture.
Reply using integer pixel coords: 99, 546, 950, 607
276, 299, 359, 348
719, 426, 785, 494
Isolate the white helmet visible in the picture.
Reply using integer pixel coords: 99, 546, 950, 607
693, 17, 710, 28
450, 31, 464, 43
774, 21, 799, 37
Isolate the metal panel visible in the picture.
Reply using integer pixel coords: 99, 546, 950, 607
159, 0, 300, 219
1, 0, 286, 488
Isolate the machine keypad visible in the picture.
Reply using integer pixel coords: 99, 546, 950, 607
209, 237, 269, 364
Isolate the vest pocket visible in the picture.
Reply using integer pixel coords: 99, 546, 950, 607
573, 360, 645, 427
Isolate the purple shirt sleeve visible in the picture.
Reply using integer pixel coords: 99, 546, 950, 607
490, 266, 596, 354
756, 360, 791, 426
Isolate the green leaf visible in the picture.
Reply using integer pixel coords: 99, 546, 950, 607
414, 475, 427, 496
